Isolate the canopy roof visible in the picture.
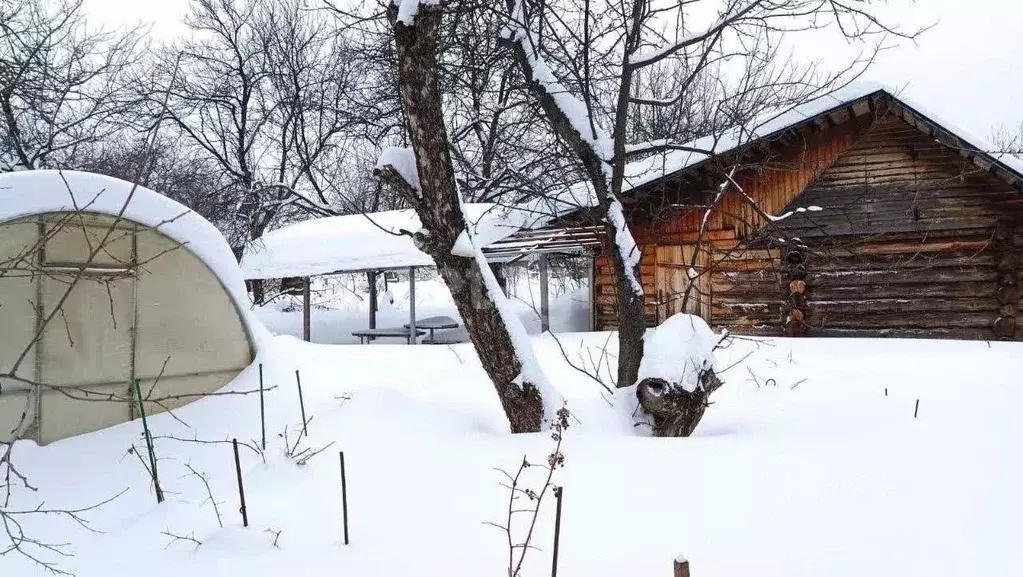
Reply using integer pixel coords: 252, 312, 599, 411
240, 201, 579, 279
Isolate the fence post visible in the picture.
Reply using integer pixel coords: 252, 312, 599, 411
673, 554, 690, 577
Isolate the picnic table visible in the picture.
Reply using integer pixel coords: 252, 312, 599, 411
351, 327, 426, 344
403, 315, 460, 343
421, 326, 469, 345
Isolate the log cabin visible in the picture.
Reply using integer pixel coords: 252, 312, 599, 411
527, 85, 1023, 341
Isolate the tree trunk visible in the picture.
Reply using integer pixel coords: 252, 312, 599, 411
385, 4, 543, 432
503, 32, 647, 389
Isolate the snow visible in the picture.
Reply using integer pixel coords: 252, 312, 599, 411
606, 199, 644, 295
6, 328, 1023, 577
0, 169, 268, 347
469, 238, 563, 422
621, 82, 1023, 193
635, 314, 719, 393
628, 13, 731, 67
501, 0, 613, 161
241, 204, 524, 279
390, 0, 441, 26
502, 0, 644, 298
375, 146, 421, 191
765, 204, 824, 222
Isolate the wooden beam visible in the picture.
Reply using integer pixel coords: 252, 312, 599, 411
367, 271, 378, 331
587, 256, 596, 331
538, 254, 550, 332
302, 277, 311, 342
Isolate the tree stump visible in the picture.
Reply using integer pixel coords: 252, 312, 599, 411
636, 370, 723, 437
673, 558, 691, 577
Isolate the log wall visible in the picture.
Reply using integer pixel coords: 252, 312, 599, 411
594, 107, 1023, 341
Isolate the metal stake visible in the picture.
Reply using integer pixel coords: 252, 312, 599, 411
233, 438, 248, 527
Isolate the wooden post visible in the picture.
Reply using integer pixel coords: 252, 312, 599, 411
302, 277, 311, 342
408, 267, 417, 344
367, 271, 378, 331
233, 438, 248, 527
673, 556, 690, 577
538, 254, 550, 332
587, 256, 595, 331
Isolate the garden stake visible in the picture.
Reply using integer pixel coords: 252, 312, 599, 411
551, 486, 563, 577
340, 450, 349, 544
233, 438, 248, 527
133, 378, 163, 503
259, 363, 266, 450
296, 370, 308, 437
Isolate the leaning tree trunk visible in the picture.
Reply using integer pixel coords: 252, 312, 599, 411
502, 19, 647, 390
382, 3, 543, 433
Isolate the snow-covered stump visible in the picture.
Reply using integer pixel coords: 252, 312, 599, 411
632, 314, 723, 437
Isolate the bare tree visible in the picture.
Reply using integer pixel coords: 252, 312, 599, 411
147, 0, 371, 300
370, 1, 562, 433
0, 0, 141, 171
499, 0, 921, 406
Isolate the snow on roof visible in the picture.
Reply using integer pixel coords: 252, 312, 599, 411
621, 82, 889, 191
241, 203, 550, 279
0, 170, 268, 347
621, 82, 1023, 192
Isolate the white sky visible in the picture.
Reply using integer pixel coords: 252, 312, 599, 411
83, 0, 1023, 137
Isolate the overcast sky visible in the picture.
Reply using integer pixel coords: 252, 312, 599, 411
82, 0, 1023, 138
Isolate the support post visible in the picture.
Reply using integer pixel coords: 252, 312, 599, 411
302, 277, 311, 342
538, 254, 550, 332
367, 271, 378, 331
587, 256, 595, 331
673, 557, 690, 577
408, 267, 417, 344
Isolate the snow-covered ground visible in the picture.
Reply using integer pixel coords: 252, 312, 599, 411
5, 276, 1023, 576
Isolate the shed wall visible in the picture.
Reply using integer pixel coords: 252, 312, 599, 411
595, 110, 1023, 340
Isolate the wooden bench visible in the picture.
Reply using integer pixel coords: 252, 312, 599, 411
351, 327, 426, 344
